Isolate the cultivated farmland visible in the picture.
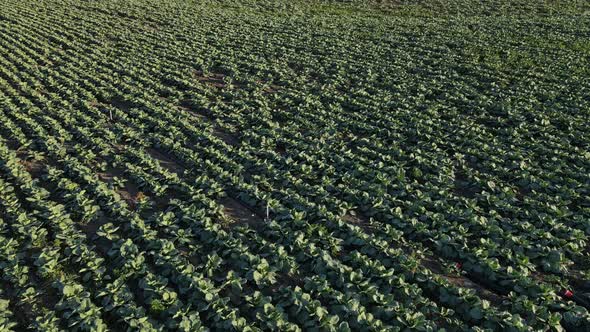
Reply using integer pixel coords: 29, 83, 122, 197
1, 0, 590, 330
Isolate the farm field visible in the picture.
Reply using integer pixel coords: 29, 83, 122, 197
1, 0, 590, 330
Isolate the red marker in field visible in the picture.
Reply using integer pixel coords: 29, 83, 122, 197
564, 290, 574, 298
455, 262, 462, 269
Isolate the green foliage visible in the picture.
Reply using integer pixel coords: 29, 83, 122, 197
0, 0, 588, 331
